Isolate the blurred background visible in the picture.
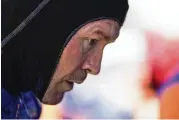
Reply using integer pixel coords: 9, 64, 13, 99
42, 0, 179, 119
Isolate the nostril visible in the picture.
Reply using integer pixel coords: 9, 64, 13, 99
82, 59, 101, 75
86, 68, 99, 75
86, 69, 92, 74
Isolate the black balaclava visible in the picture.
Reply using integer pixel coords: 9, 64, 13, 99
2, 0, 129, 104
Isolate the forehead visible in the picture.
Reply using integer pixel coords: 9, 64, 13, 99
75, 19, 120, 40
82, 19, 119, 31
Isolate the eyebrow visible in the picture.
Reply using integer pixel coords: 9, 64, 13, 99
93, 30, 112, 42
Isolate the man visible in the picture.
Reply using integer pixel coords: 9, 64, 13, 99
1, 0, 128, 119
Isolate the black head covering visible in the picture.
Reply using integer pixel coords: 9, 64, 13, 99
2, 0, 128, 103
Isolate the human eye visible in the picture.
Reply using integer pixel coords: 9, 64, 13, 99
82, 37, 98, 53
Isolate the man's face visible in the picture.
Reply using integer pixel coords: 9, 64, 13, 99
42, 19, 120, 104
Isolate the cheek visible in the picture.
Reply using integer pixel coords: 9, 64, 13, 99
60, 40, 84, 71
52, 40, 84, 80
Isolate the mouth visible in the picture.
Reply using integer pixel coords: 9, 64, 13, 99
67, 74, 87, 84
67, 79, 84, 84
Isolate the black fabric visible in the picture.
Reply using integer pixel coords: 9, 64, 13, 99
2, 0, 129, 103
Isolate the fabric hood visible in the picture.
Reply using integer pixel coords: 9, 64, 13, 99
2, 0, 129, 102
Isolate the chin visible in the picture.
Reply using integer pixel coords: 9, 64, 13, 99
42, 92, 64, 105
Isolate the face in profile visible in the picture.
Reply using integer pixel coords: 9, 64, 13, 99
42, 19, 120, 104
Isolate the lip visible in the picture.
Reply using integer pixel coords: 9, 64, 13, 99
68, 79, 83, 84
67, 74, 87, 84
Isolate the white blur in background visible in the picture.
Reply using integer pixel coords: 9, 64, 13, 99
60, 0, 179, 119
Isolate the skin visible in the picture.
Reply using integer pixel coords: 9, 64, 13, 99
42, 19, 120, 105
160, 84, 179, 119
147, 34, 179, 119
137, 33, 179, 119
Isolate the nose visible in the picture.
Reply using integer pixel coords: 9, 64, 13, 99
82, 52, 103, 75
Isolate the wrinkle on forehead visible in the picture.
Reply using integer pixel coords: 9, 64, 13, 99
77, 19, 120, 40
82, 19, 119, 32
